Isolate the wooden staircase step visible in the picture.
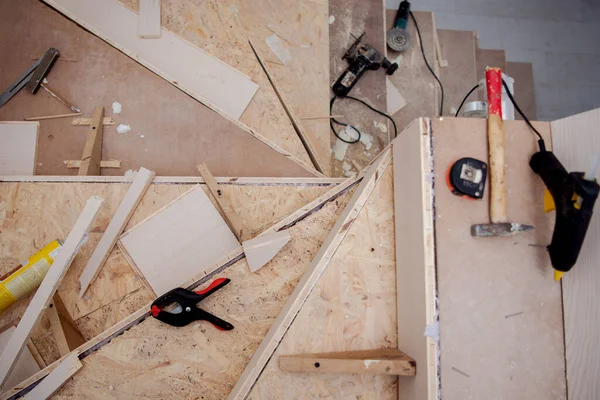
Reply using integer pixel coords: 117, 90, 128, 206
506, 62, 538, 120
437, 29, 478, 115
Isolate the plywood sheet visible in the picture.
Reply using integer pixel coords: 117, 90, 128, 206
551, 108, 600, 400
119, 185, 243, 296
432, 118, 566, 399
42, 0, 258, 120
0, 122, 38, 175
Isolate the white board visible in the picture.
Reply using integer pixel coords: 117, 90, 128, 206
0, 122, 39, 175
42, 0, 259, 120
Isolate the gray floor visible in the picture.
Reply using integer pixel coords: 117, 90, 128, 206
386, 0, 600, 121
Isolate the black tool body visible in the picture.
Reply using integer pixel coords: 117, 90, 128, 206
530, 151, 600, 272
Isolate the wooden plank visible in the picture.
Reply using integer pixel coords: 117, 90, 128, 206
242, 230, 290, 273
22, 352, 81, 400
78, 168, 155, 297
506, 62, 537, 120
551, 108, 600, 400
138, 0, 161, 38
42, 0, 258, 120
227, 149, 392, 400
0, 196, 102, 388
23, 112, 82, 121
78, 106, 104, 176
0, 328, 40, 391
279, 349, 416, 376
71, 117, 114, 126
0, 122, 39, 175
393, 118, 438, 400
0, 175, 343, 184
46, 301, 70, 356
51, 294, 85, 352
197, 163, 246, 241
433, 118, 564, 398
64, 159, 121, 169
119, 185, 240, 297
248, 40, 327, 176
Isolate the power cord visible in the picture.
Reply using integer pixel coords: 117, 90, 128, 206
409, 11, 444, 116
330, 95, 398, 144
454, 84, 479, 117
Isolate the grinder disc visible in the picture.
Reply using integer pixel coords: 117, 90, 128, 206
387, 27, 411, 52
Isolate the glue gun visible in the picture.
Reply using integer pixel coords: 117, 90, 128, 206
529, 150, 600, 280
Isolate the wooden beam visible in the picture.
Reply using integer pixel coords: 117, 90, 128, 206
279, 349, 416, 376
71, 117, 114, 126
0, 196, 102, 388
227, 149, 392, 400
393, 119, 438, 400
22, 352, 81, 400
78, 106, 104, 176
46, 300, 70, 357
248, 39, 327, 176
64, 159, 121, 169
197, 163, 246, 241
138, 0, 161, 38
50, 294, 86, 354
79, 168, 154, 297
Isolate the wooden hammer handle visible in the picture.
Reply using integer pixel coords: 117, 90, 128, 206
486, 67, 508, 223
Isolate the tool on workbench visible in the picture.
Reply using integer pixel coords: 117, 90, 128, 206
530, 151, 600, 280
0, 240, 63, 314
332, 33, 398, 97
150, 278, 234, 330
387, 0, 412, 52
447, 157, 487, 199
471, 67, 534, 237
0, 48, 80, 112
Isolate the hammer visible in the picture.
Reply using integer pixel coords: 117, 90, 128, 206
471, 67, 534, 237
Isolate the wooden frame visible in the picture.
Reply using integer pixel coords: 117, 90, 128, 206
22, 353, 81, 400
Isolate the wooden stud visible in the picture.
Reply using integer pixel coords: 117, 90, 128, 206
22, 352, 81, 400
79, 168, 155, 297
71, 117, 114, 126
279, 349, 416, 376
139, 0, 161, 38
78, 106, 104, 176
46, 300, 70, 357
51, 294, 86, 352
227, 149, 392, 400
197, 163, 246, 241
64, 159, 121, 169
0, 196, 102, 388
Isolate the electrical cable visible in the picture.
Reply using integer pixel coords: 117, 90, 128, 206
502, 79, 546, 151
454, 84, 479, 117
409, 10, 444, 116
330, 95, 398, 144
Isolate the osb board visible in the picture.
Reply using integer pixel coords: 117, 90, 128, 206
118, 0, 328, 174
329, 0, 388, 174
437, 30, 478, 115
0, 181, 333, 365
248, 166, 398, 399
53, 190, 352, 399
506, 62, 537, 120
432, 118, 566, 399
0, 0, 311, 177
386, 11, 439, 128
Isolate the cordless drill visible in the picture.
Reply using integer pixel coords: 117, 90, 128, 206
332, 33, 398, 97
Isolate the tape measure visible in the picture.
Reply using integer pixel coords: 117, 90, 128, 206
446, 157, 487, 199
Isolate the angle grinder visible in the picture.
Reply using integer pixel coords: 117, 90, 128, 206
387, 1, 412, 52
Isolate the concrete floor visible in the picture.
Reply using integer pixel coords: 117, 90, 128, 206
386, 0, 600, 121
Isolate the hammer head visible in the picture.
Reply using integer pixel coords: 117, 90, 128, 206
471, 222, 535, 237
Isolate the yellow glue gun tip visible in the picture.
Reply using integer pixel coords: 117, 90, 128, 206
554, 270, 565, 281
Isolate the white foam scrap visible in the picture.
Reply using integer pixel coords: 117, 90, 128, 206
332, 126, 359, 161
328, 15, 335, 24
359, 131, 373, 151
343, 170, 355, 178
117, 124, 131, 134
112, 101, 122, 115
363, 360, 380, 368
140, 134, 145, 138
124, 169, 137, 178
266, 34, 292, 65
42, 78, 49, 84
373, 120, 388, 133
342, 161, 352, 171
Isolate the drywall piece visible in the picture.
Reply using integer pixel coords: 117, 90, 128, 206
23, 352, 82, 400
551, 108, 600, 399
79, 168, 155, 297
279, 349, 416, 376
386, 77, 407, 115
0, 196, 102, 388
0, 122, 39, 175
393, 119, 439, 400
138, 0, 161, 38
119, 185, 239, 297
227, 149, 392, 400
42, 0, 258, 120
242, 230, 291, 273
0, 328, 40, 390
78, 106, 104, 176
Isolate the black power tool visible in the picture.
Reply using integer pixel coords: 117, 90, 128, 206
332, 33, 398, 97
